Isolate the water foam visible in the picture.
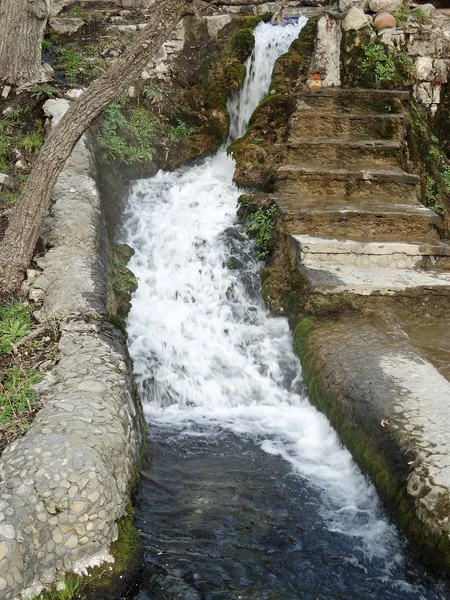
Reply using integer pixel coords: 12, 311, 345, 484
123, 21, 402, 569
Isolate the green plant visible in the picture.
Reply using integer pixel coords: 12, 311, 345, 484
171, 118, 195, 140
98, 101, 157, 164
252, 137, 263, 144
0, 302, 32, 353
56, 48, 84, 81
39, 577, 80, 600
394, 2, 411, 26
442, 166, 450, 193
31, 83, 58, 101
244, 204, 277, 259
41, 39, 53, 52
20, 131, 44, 154
361, 42, 395, 85
142, 81, 166, 104
397, 51, 414, 77
425, 176, 445, 217
413, 7, 427, 20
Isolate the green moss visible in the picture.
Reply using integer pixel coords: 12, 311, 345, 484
232, 28, 255, 62
108, 244, 138, 321
249, 94, 295, 127
405, 99, 449, 219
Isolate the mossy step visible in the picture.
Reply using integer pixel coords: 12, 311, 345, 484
285, 138, 402, 169
297, 88, 410, 114
276, 165, 420, 203
276, 196, 441, 240
289, 112, 405, 141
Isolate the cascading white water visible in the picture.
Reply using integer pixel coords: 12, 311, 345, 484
122, 19, 398, 558
120, 23, 449, 596
228, 19, 306, 140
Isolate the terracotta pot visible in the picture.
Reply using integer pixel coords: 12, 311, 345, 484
373, 10, 397, 31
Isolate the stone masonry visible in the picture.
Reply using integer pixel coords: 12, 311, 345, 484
0, 98, 144, 598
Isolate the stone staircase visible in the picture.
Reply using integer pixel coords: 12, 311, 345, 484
274, 88, 450, 309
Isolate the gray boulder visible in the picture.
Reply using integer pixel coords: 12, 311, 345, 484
49, 17, 85, 34
343, 6, 370, 30
369, 0, 402, 12
339, 0, 369, 12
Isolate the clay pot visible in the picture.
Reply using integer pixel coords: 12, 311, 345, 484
373, 11, 397, 31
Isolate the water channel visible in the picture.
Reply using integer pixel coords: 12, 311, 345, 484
121, 19, 450, 600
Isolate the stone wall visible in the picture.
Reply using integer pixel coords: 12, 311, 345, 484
0, 99, 144, 599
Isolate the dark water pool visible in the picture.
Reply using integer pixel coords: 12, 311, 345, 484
131, 430, 450, 600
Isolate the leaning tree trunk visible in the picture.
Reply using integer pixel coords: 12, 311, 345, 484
0, 0, 50, 86
0, 0, 189, 297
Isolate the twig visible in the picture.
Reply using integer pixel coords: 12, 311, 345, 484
11, 326, 46, 355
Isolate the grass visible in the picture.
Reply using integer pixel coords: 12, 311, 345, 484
394, 2, 411, 26
0, 302, 32, 354
0, 367, 42, 435
56, 48, 84, 81
20, 131, 44, 154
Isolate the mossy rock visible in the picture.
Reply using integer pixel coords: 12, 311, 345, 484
108, 243, 138, 322
249, 94, 295, 128
232, 27, 255, 62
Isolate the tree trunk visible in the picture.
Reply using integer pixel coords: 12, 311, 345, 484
0, 0, 189, 298
0, 0, 50, 86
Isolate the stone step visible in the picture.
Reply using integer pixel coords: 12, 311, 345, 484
291, 234, 450, 270
276, 165, 420, 203
276, 196, 441, 240
290, 236, 450, 298
289, 112, 405, 142
297, 88, 410, 114
285, 138, 402, 168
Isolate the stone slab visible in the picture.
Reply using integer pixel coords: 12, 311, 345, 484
301, 317, 450, 569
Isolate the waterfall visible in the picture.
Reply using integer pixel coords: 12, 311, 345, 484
228, 20, 306, 140
121, 21, 448, 599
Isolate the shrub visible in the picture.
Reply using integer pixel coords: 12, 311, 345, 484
244, 204, 277, 259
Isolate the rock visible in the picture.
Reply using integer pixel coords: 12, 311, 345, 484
435, 59, 448, 83
414, 81, 440, 105
343, 6, 370, 30
121, 0, 153, 6
415, 55, 433, 80
417, 3, 436, 17
49, 17, 85, 35
43, 98, 70, 125
49, 0, 74, 17
42, 63, 55, 78
339, 0, 369, 11
1, 85, 11, 99
206, 15, 232, 38
108, 24, 137, 32
310, 15, 342, 87
65, 88, 84, 99
0, 173, 14, 189
378, 26, 404, 47
15, 160, 27, 170
368, 0, 402, 11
